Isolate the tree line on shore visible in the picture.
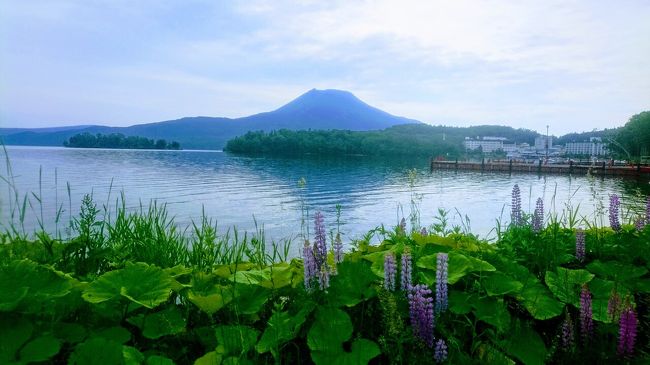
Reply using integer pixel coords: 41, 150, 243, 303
63, 132, 181, 150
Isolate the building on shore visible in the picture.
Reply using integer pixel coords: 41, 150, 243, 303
565, 137, 608, 156
463, 137, 505, 153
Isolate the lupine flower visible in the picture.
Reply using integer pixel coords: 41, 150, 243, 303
401, 248, 412, 291
434, 338, 448, 363
635, 217, 645, 232
608, 289, 622, 320
618, 305, 637, 356
560, 312, 574, 352
303, 240, 317, 290
399, 217, 407, 234
333, 232, 343, 264
511, 184, 522, 226
314, 212, 328, 267
318, 265, 330, 290
575, 229, 585, 263
420, 227, 428, 236
533, 197, 544, 232
435, 253, 448, 314
646, 196, 650, 222
384, 253, 397, 291
579, 286, 593, 342
408, 284, 435, 347
609, 194, 621, 231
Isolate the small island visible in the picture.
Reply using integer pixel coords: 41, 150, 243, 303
63, 132, 181, 150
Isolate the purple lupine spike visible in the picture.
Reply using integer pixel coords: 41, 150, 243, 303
533, 197, 544, 232
420, 227, 428, 236
618, 305, 637, 356
408, 284, 435, 347
401, 248, 412, 292
318, 265, 330, 290
384, 253, 397, 291
399, 217, 407, 234
635, 217, 645, 232
609, 194, 621, 231
608, 289, 622, 321
435, 253, 448, 314
511, 184, 522, 226
560, 312, 574, 352
333, 232, 343, 264
434, 338, 448, 363
303, 240, 317, 291
646, 196, 650, 222
580, 286, 593, 342
313, 211, 328, 267
575, 229, 585, 263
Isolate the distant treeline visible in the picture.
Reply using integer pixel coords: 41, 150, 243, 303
64, 133, 181, 150
225, 124, 467, 157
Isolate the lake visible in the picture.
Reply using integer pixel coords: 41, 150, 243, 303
1, 146, 649, 248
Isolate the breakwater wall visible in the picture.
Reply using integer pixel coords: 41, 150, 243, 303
430, 159, 650, 177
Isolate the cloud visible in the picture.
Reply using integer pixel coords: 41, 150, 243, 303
1, 0, 648, 133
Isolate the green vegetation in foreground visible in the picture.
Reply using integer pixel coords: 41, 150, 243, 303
64, 132, 181, 150
1, 189, 649, 364
224, 124, 541, 157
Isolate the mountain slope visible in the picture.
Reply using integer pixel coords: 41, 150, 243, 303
0, 89, 420, 150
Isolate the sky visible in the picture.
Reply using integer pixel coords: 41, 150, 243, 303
1, 0, 649, 135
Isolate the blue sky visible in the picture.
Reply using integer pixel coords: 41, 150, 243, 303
1, 0, 648, 135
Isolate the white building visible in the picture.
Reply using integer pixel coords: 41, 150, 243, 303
463, 137, 504, 153
535, 136, 553, 151
565, 141, 608, 156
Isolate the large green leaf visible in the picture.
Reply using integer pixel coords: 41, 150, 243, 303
215, 325, 259, 357
473, 297, 511, 333
128, 306, 186, 339
92, 326, 131, 344
501, 323, 547, 365
497, 261, 563, 320
448, 290, 473, 314
146, 355, 175, 365
230, 284, 270, 315
586, 261, 648, 282
307, 307, 352, 353
123, 346, 145, 365
327, 261, 376, 307
231, 263, 296, 289
417, 252, 495, 285
545, 267, 594, 305
194, 351, 222, 365
19, 335, 61, 363
83, 262, 172, 308
69, 337, 125, 365
0, 259, 76, 312
256, 302, 315, 355
185, 272, 233, 314
482, 272, 523, 296
307, 306, 380, 364
0, 317, 33, 363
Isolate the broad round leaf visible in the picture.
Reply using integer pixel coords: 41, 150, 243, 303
83, 262, 172, 308
19, 335, 61, 363
69, 338, 124, 365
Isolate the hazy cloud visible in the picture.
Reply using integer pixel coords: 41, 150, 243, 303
1, 0, 648, 134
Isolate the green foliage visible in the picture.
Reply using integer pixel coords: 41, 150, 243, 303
64, 132, 181, 150
611, 111, 650, 160
1, 195, 649, 364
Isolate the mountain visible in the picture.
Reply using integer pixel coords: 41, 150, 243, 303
0, 89, 421, 150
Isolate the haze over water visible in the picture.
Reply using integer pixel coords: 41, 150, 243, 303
2, 146, 649, 249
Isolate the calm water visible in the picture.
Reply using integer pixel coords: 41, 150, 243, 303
2, 146, 649, 248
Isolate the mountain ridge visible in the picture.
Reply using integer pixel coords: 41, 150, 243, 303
0, 89, 420, 150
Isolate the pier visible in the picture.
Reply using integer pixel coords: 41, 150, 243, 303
430, 159, 650, 177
